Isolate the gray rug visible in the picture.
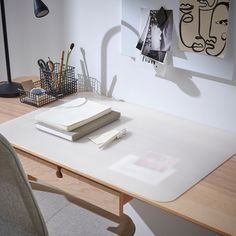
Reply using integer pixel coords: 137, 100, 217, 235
31, 182, 135, 236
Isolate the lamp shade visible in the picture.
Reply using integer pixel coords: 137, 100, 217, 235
33, 0, 49, 18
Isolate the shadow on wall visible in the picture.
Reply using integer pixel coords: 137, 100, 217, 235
155, 65, 201, 97
98, 9, 235, 98
153, 24, 236, 97
155, 58, 236, 98
79, 43, 117, 97
79, 26, 120, 98
121, 20, 201, 98
121, 20, 140, 62
78, 47, 102, 94
100, 25, 121, 96
152, 25, 201, 97
121, 6, 236, 97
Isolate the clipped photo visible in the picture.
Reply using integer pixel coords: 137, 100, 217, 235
138, 7, 173, 64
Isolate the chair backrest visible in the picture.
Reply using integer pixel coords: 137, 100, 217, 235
0, 133, 48, 236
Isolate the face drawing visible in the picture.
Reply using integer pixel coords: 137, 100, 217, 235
198, 0, 217, 8
179, 2, 206, 53
206, 2, 229, 56
179, 0, 230, 57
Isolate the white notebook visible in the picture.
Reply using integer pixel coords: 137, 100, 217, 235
35, 111, 120, 141
35, 98, 111, 131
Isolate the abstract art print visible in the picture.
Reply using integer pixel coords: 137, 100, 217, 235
179, 0, 230, 58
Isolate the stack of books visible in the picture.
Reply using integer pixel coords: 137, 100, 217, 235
35, 98, 120, 141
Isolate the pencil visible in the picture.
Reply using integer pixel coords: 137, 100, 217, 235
57, 50, 64, 88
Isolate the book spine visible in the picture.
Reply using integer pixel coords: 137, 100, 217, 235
36, 124, 72, 141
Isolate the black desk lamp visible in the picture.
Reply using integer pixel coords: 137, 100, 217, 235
0, 0, 49, 97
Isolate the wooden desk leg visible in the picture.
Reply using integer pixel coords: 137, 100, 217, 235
122, 195, 133, 205
27, 174, 37, 182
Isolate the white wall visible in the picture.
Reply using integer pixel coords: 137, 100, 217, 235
1, 0, 236, 132
0, 0, 65, 80
62, 0, 236, 132
1, 0, 235, 235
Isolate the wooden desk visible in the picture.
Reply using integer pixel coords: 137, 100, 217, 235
0, 96, 235, 236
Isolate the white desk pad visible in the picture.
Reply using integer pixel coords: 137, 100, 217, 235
1, 93, 236, 202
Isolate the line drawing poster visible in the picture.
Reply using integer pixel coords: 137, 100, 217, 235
179, 0, 230, 58
121, 0, 234, 80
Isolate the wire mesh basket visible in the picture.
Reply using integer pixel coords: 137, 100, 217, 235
40, 63, 78, 98
19, 80, 57, 107
77, 74, 101, 94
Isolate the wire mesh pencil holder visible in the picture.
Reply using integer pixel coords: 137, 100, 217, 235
77, 74, 101, 94
40, 63, 78, 98
19, 80, 57, 107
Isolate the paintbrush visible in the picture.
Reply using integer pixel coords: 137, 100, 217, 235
65, 43, 75, 72
64, 43, 75, 82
